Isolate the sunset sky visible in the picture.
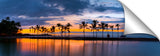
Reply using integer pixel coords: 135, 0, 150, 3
0, 0, 124, 31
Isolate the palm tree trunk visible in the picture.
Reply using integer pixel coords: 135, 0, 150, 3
37, 30, 38, 34
65, 31, 66, 37
112, 30, 113, 38
83, 29, 85, 38
96, 30, 97, 38
102, 29, 104, 38
61, 30, 63, 38
118, 30, 119, 38
106, 28, 108, 38
93, 29, 94, 38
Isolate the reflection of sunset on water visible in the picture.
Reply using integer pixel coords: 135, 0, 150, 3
0, 38, 156, 56
16, 38, 86, 56
16, 38, 123, 56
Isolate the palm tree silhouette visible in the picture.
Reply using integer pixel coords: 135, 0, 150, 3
57, 23, 61, 30
64, 26, 67, 37
51, 25, 55, 36
29, 26, 34, 33
29, 27, 32, 32
40, 26, 49, 34
60, 25, 64, 37
57, 23, 62, 37
116, 24, 120, 38
36, 25, 40, 34
66, 23, 72, 37
44, 27, 49, 34
79, 21, 88, 38
41, 26, 45, 33
30, 26, 36, 33
99, 22, 105, 38
51, 26, 55, 32
110, 25, 114, 38
105, 24, 109, 38
92, 20, 98, 38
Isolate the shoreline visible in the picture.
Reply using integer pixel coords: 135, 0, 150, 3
0, 36, 159, 41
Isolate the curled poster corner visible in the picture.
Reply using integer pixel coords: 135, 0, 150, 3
120, 3, 159, 40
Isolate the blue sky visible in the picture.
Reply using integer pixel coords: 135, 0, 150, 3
0, 0, 124, 29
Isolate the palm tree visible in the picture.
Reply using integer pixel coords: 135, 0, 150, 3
50, 25, 55, 37
57, 23, 62, 37
90, 20, 98, 38
57, 23, 61, 30
60, 25, 64, 37
41, 26, 45, 33
36, 25, 40, 34
79, 21, 88, 38
89, 25, 94, 37
66, 23, 72, 37
44, 28, 49, 34
29, 27, 32, 32
92, 20, 98, 38
51, 26, 55, 32
29, 26, 34, 32
64, 26, 67, 37
99, 22, 105, 38
116, 24, 120, 38
110, 25, 114, 38
105, 24, 109, 38
40, 26, 49, 34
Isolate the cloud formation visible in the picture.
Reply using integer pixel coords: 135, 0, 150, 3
0, 0, 125, 29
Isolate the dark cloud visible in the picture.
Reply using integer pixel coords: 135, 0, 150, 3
105, 16, 112, 18
75, 18, 124, 25
0, 0, 123, 17
94, 5, 124, 12
101, 18, 125, 23
0, 0, 124, 27
0, 0, 90, 17
0, 0, 62, 17
101, 20, 124, 23
43, 0, 90, 15
11, 17, 65, 26
75, 19, 99, 25
97, 16, 112, 18
97, 16, 104, 18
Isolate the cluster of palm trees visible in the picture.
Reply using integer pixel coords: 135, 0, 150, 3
79, 20, 120, 38
29, 25, 55, 34
56, 23, 72, 37
29, 23, 72, 36
29, 20, 121, 38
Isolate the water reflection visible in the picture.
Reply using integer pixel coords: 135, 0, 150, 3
0, 38, 160, 56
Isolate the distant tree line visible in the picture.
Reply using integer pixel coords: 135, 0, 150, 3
30, 20, 121, 38
29, 23, 72, 37
79, 20, 120, 38
0, 17, 21, 35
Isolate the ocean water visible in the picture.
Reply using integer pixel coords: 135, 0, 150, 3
0, 38, 159, 56
48, 32, 156, 38
49, 32, 124, 38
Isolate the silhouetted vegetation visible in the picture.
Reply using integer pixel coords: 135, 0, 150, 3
18, 19, 122, 38
0, 17, 21, 35
78, 20, 121, 38
29, 23, 72, 37
99, 22, 105, 38
79, 21, 88, 38
116, 24, 120, 38
90, 20, 99, 38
